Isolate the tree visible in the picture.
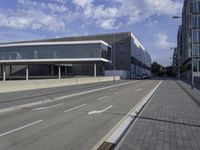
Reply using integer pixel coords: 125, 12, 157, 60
151, 62, 165, 77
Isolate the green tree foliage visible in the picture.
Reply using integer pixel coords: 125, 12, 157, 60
151, 62, 165, 77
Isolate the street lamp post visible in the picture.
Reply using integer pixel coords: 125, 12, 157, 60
113, 34, 116, 82
172, 15, 194, 89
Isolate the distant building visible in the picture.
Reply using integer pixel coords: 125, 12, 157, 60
177, 0, 200, 83
0, 32, 151, 80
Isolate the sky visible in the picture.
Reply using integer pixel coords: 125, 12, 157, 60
0, 0, 184, 66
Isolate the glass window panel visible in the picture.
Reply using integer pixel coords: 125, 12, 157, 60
193, 60, 198, 72
198, 2, 200, 12
0, 43, 111, 61
193, 30, 197, 42
199, 61, 200, 72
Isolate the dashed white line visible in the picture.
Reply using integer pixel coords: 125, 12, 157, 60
134, 88, 143, 92
97, 96, 108, 101
32, 103, 64, 111
0, 120, 43, 137
88, 105, 112, 115
64, 104, 86, 113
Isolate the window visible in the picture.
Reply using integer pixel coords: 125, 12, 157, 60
198, 1, 200, 12
199, 61, 200, 72
191, 2, 197, 13
193, 60, 198, 72
192, 44, 200, 56
192, 16, 200, 27
191, 1, 200, 13
192, 30, 200, 42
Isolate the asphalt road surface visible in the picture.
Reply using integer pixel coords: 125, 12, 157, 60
0, 80, 160, 150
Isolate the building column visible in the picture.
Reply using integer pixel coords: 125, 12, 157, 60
26, 65, 29, 81
94, 63, 97, 77
1, 65, 2, 76
65, 66, 67, 76
10, 65, 12, 76
2, 65, 6, 81
102, 65, 105, 76
51, 65, 54, 76
58, 64, 61, 79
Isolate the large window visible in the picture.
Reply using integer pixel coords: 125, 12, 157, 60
193, 60, 198, 72
193, 44, 200, 56
0, 43, 111, 61
191, 1, 200, 13
192, 15, 200, 27
192, 30, 200, 42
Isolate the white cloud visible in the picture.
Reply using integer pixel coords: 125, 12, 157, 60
97, 19, 117, 30
0, 0, 183, 31
155, 33, 175, 50
72, 0, 92, 7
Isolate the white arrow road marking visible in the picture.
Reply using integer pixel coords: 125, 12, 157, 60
97, 96, 108, 101
64, 104, 86, 113
0, 120, 43, 137
88, 105, 112, 115
135, 88, 143, 92
32, 103, 64, 111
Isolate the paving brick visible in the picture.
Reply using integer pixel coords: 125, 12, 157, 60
119, 80, 200, 150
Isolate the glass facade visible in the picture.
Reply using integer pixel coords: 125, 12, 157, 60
190, 0, 200, 13
193, 60, 200, 72
0, 43, 111, 61
191, 1, 200, 58
192, 15, 200, 27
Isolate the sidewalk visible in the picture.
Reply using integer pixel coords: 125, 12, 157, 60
117, 80, 200, 150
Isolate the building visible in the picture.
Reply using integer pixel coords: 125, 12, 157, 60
0, 32, 151, 80
172, 48, 178, 78
176, 0, 200, 84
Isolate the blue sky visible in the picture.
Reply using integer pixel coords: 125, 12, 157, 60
0, 0, 184, 66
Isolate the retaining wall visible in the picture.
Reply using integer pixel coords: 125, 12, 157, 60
0, 76, 121, 93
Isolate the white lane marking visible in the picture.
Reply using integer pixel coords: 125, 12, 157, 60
88, 105, 112, 115
32, 103, 64, 111
0, 81, 136, 114
97, 96, 108, 101
64, 104, 86, 113
0, 120, 43, 137
135, 88, 143, 92
114, 91, 121, 95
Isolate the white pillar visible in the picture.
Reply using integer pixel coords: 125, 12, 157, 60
3, 65, 6, 81
26, 65, 29, 80
58, 64, 61, 79
94, 64, 96, 77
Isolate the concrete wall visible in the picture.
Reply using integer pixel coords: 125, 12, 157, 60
105, 70, 130, 79
0, 76, 121, 93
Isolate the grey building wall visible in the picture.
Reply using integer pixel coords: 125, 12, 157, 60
177, 0, 200, 85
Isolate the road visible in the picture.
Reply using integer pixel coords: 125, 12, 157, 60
0, 80, 160, 150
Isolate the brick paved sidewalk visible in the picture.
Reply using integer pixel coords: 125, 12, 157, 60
118, 80, 200, 150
